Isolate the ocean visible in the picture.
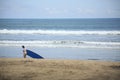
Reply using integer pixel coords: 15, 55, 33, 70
0, 18, 120, 61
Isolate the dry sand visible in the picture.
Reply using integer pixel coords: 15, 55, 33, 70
0, 58, 120, 80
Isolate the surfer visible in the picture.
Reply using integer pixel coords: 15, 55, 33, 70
22, 45, 27, 58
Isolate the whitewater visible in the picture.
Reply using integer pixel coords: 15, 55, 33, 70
0, 40, 120, 49
0, 29, 120, 48
0, 29, 120, 35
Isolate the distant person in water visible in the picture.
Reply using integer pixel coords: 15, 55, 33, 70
22, 45, 27, 58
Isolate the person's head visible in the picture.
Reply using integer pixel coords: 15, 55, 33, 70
22, 45, 25, 48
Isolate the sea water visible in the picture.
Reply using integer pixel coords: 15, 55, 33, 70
0, 18, 120, 61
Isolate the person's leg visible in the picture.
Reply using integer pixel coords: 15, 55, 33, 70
24, 53, 26, 58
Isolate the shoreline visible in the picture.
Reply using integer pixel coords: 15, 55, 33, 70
0, 46, 120, 61
0, 58, 120, 80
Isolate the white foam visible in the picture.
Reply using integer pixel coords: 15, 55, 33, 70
0, 40, 120, 48
0, 29, 120, 35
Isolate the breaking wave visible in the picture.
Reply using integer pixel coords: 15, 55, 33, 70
0, 40, 120, 48
0, 29, 120, 35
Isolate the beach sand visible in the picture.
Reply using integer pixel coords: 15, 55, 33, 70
0, 58, 120, 80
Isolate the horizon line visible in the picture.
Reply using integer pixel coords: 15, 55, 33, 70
0, 17, 120, 19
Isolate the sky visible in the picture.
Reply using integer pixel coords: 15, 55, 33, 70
0, 0, 120, 18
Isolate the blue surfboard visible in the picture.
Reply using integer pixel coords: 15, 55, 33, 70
26, 50, 44, 59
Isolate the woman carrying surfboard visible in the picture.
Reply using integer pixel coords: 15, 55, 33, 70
22, 45, 27, 58
22, 45, 44, 59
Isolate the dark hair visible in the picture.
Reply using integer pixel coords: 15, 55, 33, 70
22, 45, 25, 48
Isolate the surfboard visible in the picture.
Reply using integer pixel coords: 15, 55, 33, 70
26, 50, 44, 59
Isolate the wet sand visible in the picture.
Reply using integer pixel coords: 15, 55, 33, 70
0, 58, 120, 80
